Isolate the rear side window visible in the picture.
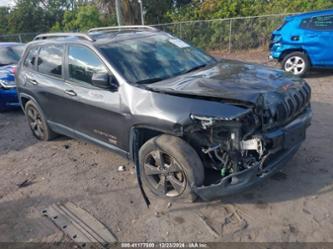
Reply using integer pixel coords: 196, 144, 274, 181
24, 47, 38, 70
37, 45, 64, 77
300, 15, 333, 31
68, 45, 108, 85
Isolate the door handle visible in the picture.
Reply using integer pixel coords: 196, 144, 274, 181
26, 76, 38, 85
64, 89, 77, 96
30, 79, 39, 85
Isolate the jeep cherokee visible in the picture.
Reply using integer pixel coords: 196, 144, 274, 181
16, 26, 312, 201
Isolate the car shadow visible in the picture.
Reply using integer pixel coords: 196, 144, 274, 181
305, 68, 333, 78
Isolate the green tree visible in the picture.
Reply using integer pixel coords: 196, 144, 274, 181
8, 0, 49, 33
75, 4, 102, 31
53, 4, 104, 32
0, 7, 10, 34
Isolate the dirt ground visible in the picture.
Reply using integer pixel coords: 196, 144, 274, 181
1, 50, 333, 243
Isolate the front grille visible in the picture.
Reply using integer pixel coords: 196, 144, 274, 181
266, 83, 311, 128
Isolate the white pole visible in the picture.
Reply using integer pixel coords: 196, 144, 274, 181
138, 0, 144, 25
115, 0, 122, 26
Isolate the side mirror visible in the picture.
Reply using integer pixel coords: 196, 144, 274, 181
91, 73, 118, 90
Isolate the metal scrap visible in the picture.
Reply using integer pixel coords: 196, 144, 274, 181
42, 202, 117, 248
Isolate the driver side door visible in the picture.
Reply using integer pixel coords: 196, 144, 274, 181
63, 44, 126, 151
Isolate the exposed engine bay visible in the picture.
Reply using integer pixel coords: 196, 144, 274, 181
185, 82, 311, 182
186, 112, 264, 179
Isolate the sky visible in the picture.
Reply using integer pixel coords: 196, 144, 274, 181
0, 0, 15, 7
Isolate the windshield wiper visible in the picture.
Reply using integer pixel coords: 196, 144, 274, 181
136, 77, 165, 84
183, 64, 209, 74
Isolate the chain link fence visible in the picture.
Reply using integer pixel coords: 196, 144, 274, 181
0, 13, 297, 51
0, 32, 39, 43
152, 13, 296, 52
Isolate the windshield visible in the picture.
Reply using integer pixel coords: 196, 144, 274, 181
0, 45, 25, 66
99, 34, 216, 84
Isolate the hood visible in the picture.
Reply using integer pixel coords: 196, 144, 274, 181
145, 59, 306, 105
0, 64, 16, 81
0, 65, 16, 89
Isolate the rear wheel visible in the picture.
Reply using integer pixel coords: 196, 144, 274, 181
139, 135, 204, 201
25, 100, 57, 141
281, 52, 310, 77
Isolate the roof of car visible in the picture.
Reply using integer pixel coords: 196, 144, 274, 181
292, 9, 333, 19
30, 26, 161, 46
0, 42, 24, 47
29, 30, 163, 47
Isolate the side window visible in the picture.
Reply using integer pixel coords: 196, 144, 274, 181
37, 45, 64, 77
23, 47, 38, 70
300, 15, 333, 31
68, 45, 108, 84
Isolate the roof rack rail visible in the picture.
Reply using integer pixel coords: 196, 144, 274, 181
88, 25, 158, 33
33, 33, 94, 42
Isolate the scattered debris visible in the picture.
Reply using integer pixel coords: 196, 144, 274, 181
220, 205, 249, 237
196, 213, 219, 238
17, 179, 34, 188
64, 144, 70, 149
288, 224, 297, 234
117, 165, 126, 172
42, 202, 117, 248
302, 208, 312, 215
154, 211, 161, 217
167, 202, 172, 208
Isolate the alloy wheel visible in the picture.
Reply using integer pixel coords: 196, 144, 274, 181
284, 56, 306, 75
143, 150, 187, 197
26, 106, 45, 140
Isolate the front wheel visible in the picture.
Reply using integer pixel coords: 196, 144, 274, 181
281, 52, 310, 77
139, 135, 204, 201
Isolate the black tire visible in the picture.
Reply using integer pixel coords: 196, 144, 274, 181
281, 52, 310, 77
25, 100, 57, 141
139, 135, 204, 201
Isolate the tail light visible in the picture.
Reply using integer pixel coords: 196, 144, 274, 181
11, 66, 17, 75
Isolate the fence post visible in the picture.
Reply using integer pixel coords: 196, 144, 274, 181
18, 34, 22, 43
179, 23, 182, 38
228, 19, 232, 53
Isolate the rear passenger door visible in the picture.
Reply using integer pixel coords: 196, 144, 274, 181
301, 14, 333, 66
63, 44, 126, 150
25, 44, 70, 122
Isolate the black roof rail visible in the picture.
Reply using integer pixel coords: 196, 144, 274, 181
88, 25, 158, 33
33, 33, 94, 42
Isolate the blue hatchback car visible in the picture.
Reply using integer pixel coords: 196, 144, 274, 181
0, 43, 25, 111
270, 9, 333, 76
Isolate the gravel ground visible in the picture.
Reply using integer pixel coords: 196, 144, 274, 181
0, 50, 333, 242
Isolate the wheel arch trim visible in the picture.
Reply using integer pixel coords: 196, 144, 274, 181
279, 48, 312, 65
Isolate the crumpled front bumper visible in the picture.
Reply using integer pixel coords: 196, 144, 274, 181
194, 108, 312, 201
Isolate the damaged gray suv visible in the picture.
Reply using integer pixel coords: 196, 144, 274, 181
16, 26, 312, 202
